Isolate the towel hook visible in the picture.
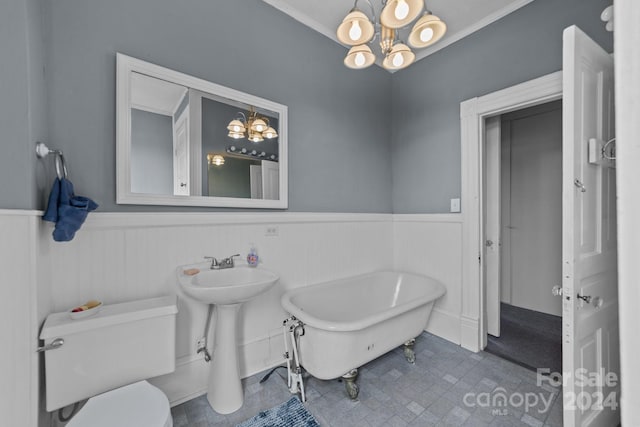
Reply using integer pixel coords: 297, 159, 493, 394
602, 137, 616, 161
36, 142, 68, 179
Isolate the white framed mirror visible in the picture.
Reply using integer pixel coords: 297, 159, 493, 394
116, 53, 288, 208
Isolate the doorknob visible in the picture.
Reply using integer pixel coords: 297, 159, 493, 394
552, 286, 563, 297
577, 293, 592, 304
574, 179, 587, 192
486, 239, 494, 248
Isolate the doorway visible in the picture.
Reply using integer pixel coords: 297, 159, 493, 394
483, 101, 563, 373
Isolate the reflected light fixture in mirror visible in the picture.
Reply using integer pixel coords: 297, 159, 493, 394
227, 106, 278, 142
336, 0, 446, 71
207, 154, 225, 166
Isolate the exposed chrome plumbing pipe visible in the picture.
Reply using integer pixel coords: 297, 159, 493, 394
198, 305, 214, 362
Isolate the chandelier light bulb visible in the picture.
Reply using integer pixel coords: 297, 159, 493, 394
420, 27, 434, 43
355, 52, 366, 67
349, 20, 362, 41
392, 52, 404, 67
250, 118, 267, 132
263, 127, 278, 139
395, 0, 410, 20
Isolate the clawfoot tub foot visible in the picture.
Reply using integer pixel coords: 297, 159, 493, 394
342, 369, 359, 400
403, 339, 416, 364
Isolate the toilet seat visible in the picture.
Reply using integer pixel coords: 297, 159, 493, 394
67, 381, 172, 427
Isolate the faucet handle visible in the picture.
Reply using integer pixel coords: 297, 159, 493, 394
227, 254, 241, 267
204, 256, 219, 268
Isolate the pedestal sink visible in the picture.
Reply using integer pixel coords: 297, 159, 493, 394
177, 263, 279, 414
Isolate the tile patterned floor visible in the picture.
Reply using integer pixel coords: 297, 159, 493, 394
171, 332, 563, 427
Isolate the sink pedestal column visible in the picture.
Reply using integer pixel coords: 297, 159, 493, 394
207, 303, 243, 414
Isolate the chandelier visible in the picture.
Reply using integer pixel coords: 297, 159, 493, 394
227, 106, 278, 143
336, 0, 447, 70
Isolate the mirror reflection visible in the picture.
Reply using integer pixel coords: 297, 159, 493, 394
117, 53, 287, 208
129, 72, 280, 200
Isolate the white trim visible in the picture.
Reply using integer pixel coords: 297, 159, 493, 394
425, 308, 462, 345
116, 53, 289, 209
459, 71, 562, 351
0, 209, 43, 217
615, 1, 640, 425
152, 330, 285, 406
130, 103, 173, 117
261, 0, 337, 45
50, 211, 393, 230
188, 90, 203, 198
393, 213, 463, 223
460, 315, 481, 352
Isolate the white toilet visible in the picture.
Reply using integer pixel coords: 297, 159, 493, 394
40, 296, 178, 427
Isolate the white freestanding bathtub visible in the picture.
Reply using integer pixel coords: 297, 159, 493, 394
281, 271, 446, 398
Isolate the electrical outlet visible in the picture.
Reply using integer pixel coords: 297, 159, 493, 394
196, 337, 206, 352
265, 226, 279, 237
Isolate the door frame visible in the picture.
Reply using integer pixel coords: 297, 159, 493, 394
459, 71, 562, 351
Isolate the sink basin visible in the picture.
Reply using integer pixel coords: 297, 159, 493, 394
177, 264, 278, 305
176, 262, 279, 414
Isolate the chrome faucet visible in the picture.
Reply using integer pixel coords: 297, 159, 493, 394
204, 254, 240, 270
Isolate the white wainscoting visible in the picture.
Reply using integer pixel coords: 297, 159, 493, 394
4, 209, 470, 418
0, 211, 42, 427
393, 214, 464, 346
40, 212, 394, 405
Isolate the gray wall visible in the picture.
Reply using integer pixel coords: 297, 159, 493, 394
130, 109, 174, 195
0, 0, 48, 210
43, 0, 392, 212
208, 158, 256, 199
1, 0, 614, 213
390, 0, 613, 213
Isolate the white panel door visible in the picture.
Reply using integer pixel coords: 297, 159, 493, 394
507, 104, 563, 317
484, 116, 501, 337
261, 160, 279, 200
250, 165, 263, 199
173, 107, 189, 196
562, 25, 619, 427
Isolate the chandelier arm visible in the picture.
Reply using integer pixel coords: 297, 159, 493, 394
422, 0, 431, 14
354, 0, 378, 26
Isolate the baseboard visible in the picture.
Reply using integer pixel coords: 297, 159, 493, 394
150, 330, 286, 405
425, 308, 461, 345
460, 315, 481, 352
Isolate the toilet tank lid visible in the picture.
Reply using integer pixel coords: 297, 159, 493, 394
40, 296, 178, 340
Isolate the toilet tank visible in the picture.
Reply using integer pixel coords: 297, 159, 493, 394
40, 296, 178, 412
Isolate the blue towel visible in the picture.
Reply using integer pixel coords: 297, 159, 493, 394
43, 178, 98, 242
